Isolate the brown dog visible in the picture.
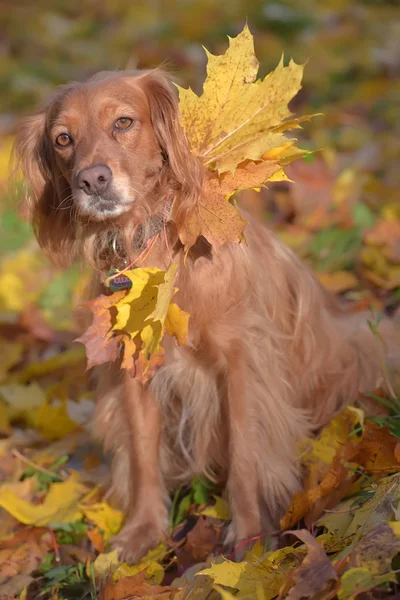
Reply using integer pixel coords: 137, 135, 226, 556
14, 70, 395, 561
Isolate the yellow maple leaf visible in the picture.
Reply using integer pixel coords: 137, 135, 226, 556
90, 548, 120, 578
31, 399, 79, 441
165, 303, 189, 345
178, 24, 311, 174
81, 502, 124, 541
113, 543, 168, 584
0, 472, 87, 526
200, 496, 231, 521
112, 262, 189, 361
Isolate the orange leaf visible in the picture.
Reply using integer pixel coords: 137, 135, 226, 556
75, 292, 125, 369
281, 463, 349, 530
87, 528, 106, 553
178, 160, 279, 251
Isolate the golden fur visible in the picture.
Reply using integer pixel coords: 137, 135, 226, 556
14, 70, 395, 561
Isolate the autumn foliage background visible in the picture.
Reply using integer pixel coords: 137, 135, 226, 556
0, 1, 400, 599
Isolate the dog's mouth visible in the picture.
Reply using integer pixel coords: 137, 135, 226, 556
74, 190, 133, 221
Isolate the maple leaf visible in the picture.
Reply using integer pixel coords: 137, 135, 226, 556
178, 159, 281, 251
177, 24, 312, 174
75, 292, 125, 369
282, 530, 338, 600
176, 26, 316, 251
113, 262, 188, 352
0, 472, 87, 526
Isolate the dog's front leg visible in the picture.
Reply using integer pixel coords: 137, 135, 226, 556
224, 343, 262, 554
109, 374, 168, 562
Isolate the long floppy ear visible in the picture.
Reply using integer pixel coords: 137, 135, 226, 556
139, 71, 204, 226
13, 103, 76, 267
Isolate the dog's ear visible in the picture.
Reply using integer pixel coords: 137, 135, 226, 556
13, 111, 51, 216
139, 71, 204, 225
13, 100, 76, 267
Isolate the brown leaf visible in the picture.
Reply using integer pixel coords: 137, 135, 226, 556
176, 516, 222, 568
281, 462, 349, 530
58, 543, 95, 565
282, 530, 338, 600
178, 160, 279, 251
317, 271, 359, 293
87, 527, 106, 553
352, 422, 400, 474
0, 539, 46, 584
101, 572, 179, 600
0, 574, 33, 598
350, 524, 400, 574
75, 292, 125, 369
365, 219, 400, 262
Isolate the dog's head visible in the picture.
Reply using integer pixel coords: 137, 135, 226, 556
14, 70, 202, 266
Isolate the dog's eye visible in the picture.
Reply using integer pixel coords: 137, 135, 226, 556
115, 117, 133, 130
55, 133, 72, 147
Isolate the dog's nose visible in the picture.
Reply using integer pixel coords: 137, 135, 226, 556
77, 164, 112, 195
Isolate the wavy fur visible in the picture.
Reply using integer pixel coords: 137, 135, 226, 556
14, 69, 397, 561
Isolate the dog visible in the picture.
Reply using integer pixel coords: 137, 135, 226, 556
14, 69, 397, 561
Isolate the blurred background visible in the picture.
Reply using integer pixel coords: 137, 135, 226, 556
0, 0, 399, 329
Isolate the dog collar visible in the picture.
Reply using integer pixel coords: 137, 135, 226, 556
106, 193, 174, 291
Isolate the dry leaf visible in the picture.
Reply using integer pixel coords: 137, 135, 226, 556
200, 496, 231, 521
81, 502, 124, 541
0, 472, 87, 526
178, 160, 280, 251
317, 271, 359, 293
75, 292, 125, 369
283, 530, 338, 600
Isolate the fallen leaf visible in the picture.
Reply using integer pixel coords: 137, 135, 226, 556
0, 341, 24, 383
81, 502, 124, 541
91, 548, 120, 578
198, 560, 247, 589
177, 517, 222, 567
282, 530, 338, 600
0, 472, 87, 526
199, 545, 305, 599
338, 567, 396, 600
87, 527, 106, 553
281, 407, 364, 529
200, 496, 231, 521
0, 575, 33, 598
0, 540, 45, 584
350, 524, 400, 575
365, 219, 400, 262
113, 542, 168, 584
317, 271, 359, 293
102, 574, 178, 600
31, 399, 79, 440
346, 474, 400, 541
0, 382, 46, 416
281, 461, 349, 530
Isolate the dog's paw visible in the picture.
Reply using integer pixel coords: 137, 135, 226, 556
110, 520, 165, 563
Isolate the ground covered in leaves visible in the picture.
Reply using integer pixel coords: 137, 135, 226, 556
1, 1, 400, 599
